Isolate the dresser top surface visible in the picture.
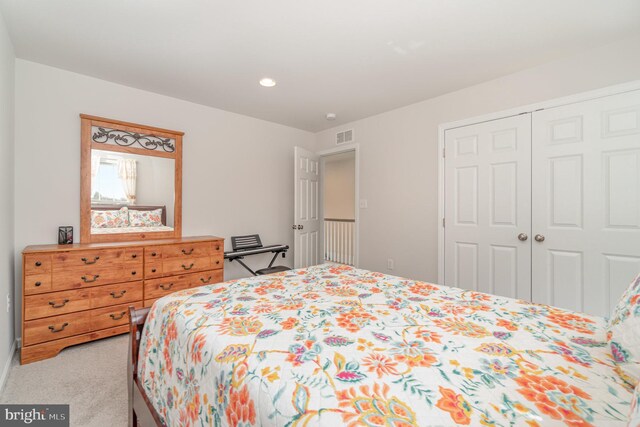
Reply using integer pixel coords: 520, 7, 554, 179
23, 235, 224, 254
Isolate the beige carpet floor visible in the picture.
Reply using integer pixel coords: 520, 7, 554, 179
0, 335, 129, 426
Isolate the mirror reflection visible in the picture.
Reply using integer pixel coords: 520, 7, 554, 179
90, 149, 175, 235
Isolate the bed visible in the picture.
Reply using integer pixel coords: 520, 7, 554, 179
130, 264, 637, 426
90, 204, 173, 234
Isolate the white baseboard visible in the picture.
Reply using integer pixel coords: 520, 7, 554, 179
0, 340, 17, 395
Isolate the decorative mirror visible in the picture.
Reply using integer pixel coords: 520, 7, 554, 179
80, 114, 182, 243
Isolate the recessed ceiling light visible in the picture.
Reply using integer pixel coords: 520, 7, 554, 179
259, 77, 276, 87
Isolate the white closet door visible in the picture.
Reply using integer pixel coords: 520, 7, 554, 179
444, 114, 532, 299
532, 90, 640, 316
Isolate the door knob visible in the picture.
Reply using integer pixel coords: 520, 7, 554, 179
292, 225, 297, 230
534, 234, 545, 242
297, 225, 304, 230
517, 233, 528, 241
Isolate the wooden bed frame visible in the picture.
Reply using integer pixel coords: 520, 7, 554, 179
128, 306, 163, 427
93, 204, 167, 226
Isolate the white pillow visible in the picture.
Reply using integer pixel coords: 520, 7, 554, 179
90, 207, 129, 228
608, 273, 640, 388
129, 208, 163, 227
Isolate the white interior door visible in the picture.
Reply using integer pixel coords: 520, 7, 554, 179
294, 146, 320, 268
444, 114, 532, 299
532, 90, 640, 316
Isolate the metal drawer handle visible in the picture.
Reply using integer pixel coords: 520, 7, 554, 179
131, 271, 137, 276
200, 276, 212, 284
81, 256, 100, 265
49, 323, 69, 333
35, 281, 42, 287
215, 246, 220, 251
182, 263, 195, 271
151, 268, 157, 273
182, 248, 194, 255
215, 260, 220, 265
81, 274, 100, 283
35, 261, 42, 267
131, 254, 138, 259
151, 252, 157, 257
110, 312, 126, 320
110, 290, 127, 299
49, 299, 70, 308
160, 283, 174, 291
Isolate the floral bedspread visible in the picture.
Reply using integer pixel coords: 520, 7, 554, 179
138, 264, 633, 426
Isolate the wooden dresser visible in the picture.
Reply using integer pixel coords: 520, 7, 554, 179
21, 235, 224, 364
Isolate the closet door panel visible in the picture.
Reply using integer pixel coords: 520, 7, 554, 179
444, 114, 532, 300
532, 90, 640, 316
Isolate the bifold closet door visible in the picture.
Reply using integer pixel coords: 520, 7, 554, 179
532, 90, 640, 317
444, 114, 532, 300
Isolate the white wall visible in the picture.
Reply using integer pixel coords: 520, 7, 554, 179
0, 11, 14, 389
14, 60, 314, 339
323, 152, 355, 220
315, 35, 640, 283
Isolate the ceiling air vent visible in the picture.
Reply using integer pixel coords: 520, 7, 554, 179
336, 129, 354, 145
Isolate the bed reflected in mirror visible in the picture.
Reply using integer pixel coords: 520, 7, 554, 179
90, 149, 175, 236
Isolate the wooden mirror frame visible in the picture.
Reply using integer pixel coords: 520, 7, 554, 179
80, 114, 183, 243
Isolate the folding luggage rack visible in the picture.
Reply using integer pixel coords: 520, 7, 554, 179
224, 234, 290, 276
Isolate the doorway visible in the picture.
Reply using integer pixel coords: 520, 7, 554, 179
322, 151, 356, 265
293, 144, 359, 269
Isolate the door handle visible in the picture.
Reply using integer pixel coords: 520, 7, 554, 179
81, 274, 100, 283
517, 233, 528, 241
292, 225, 297, 230
110, 290, 127, 299
534, 234, 545, 242
49, 323, 69, 333
48, 299, 70, 308
110, 312, 127, 320
297, 225, 304, 230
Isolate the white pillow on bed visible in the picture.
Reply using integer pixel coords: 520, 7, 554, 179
129, 208, 163, 227
90, 207, 129, 228
608, 273, 640, 388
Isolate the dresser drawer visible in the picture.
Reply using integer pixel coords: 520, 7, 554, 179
124, 248, 144, 263
90, 281, 143, 308
211, 253, 223, 269
184, 269, 224, 288
24, 273, 52, 295
91, 302, 141, 331
144, 277, 188, 300
162, 242, 212, 259
51, 266, 126, 290
145, 262, 163, 279
52, 248, 124, 270
144, 246, 164, 262
24, 311, 92, 346
163, 256, 212, 275
24, 288, 91, 320
24, 254, 52, 275
210, 240, 224, 254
